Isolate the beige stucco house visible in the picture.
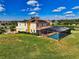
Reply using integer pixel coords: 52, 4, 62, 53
16, 17, 52, 35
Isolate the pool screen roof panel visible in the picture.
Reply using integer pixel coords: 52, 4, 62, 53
51, 26, 70, 32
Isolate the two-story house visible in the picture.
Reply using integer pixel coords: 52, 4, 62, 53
16, 17, 71, 40
16, 17, 52, 35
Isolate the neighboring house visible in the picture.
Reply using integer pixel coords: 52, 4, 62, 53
16, 17, 52, 34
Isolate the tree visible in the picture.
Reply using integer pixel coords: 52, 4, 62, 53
0, 26, 6, 34
10, 25, 16, 31
53, 20, 60, 26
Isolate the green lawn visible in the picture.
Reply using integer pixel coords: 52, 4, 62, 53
0, 32, 79, 59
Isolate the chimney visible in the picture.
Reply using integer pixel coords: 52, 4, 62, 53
31, 17, 40, 20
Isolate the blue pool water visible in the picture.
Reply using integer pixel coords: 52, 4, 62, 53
48, 33, 66, 40
48, 33, 60, 40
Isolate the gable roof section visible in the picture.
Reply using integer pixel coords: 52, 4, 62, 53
17, 17, 51, 24
28, 17, 50, 24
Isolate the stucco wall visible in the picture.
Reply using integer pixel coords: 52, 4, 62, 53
30, 23, 36, 33
17, 22, 28, 32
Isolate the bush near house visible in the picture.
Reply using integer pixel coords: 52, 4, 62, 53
9, 25, 16, 31
0, 21, 17, 34
0, 26, 6, 34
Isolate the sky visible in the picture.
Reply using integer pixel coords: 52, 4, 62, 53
0, 0, 79, 20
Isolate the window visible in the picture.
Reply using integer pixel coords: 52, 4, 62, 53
31, 29, 32, 32
34, 30, 36, 33
42, 23, 43, 26
18, 23, 21, 26
25, 24, 27, 26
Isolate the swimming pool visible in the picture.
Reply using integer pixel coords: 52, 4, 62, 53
48, 32, 68, 40
48, 26, 71, 40
48, 33, 59, 39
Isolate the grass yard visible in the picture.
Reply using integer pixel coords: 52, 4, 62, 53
0, 32, 79, 59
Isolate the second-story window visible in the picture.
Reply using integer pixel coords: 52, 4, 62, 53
19, 23, 21, 26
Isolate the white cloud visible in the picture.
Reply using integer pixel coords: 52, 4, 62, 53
27, 7, 41, 11
33, 7, 41, 11
41, 15, 79, 20
52, 6, 66, 12
52, 9, 61, 12
26, 0, 41, 6
53, 15, 66, 20
64, 11, 76, 17
58, 7, 66, 10
0, 4, 4, 7
72, 6, 79, 10
0, 4, 5, 12
65, 11, 73, 14
28, 11, 38, 15
65, 14, 75, 17
21, 8, 33, 12
27, 0, 38, 6
64, 11, 75, 17
21, 7, 41, 12
36, 4, 40, 7
26, 0, 41, 16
